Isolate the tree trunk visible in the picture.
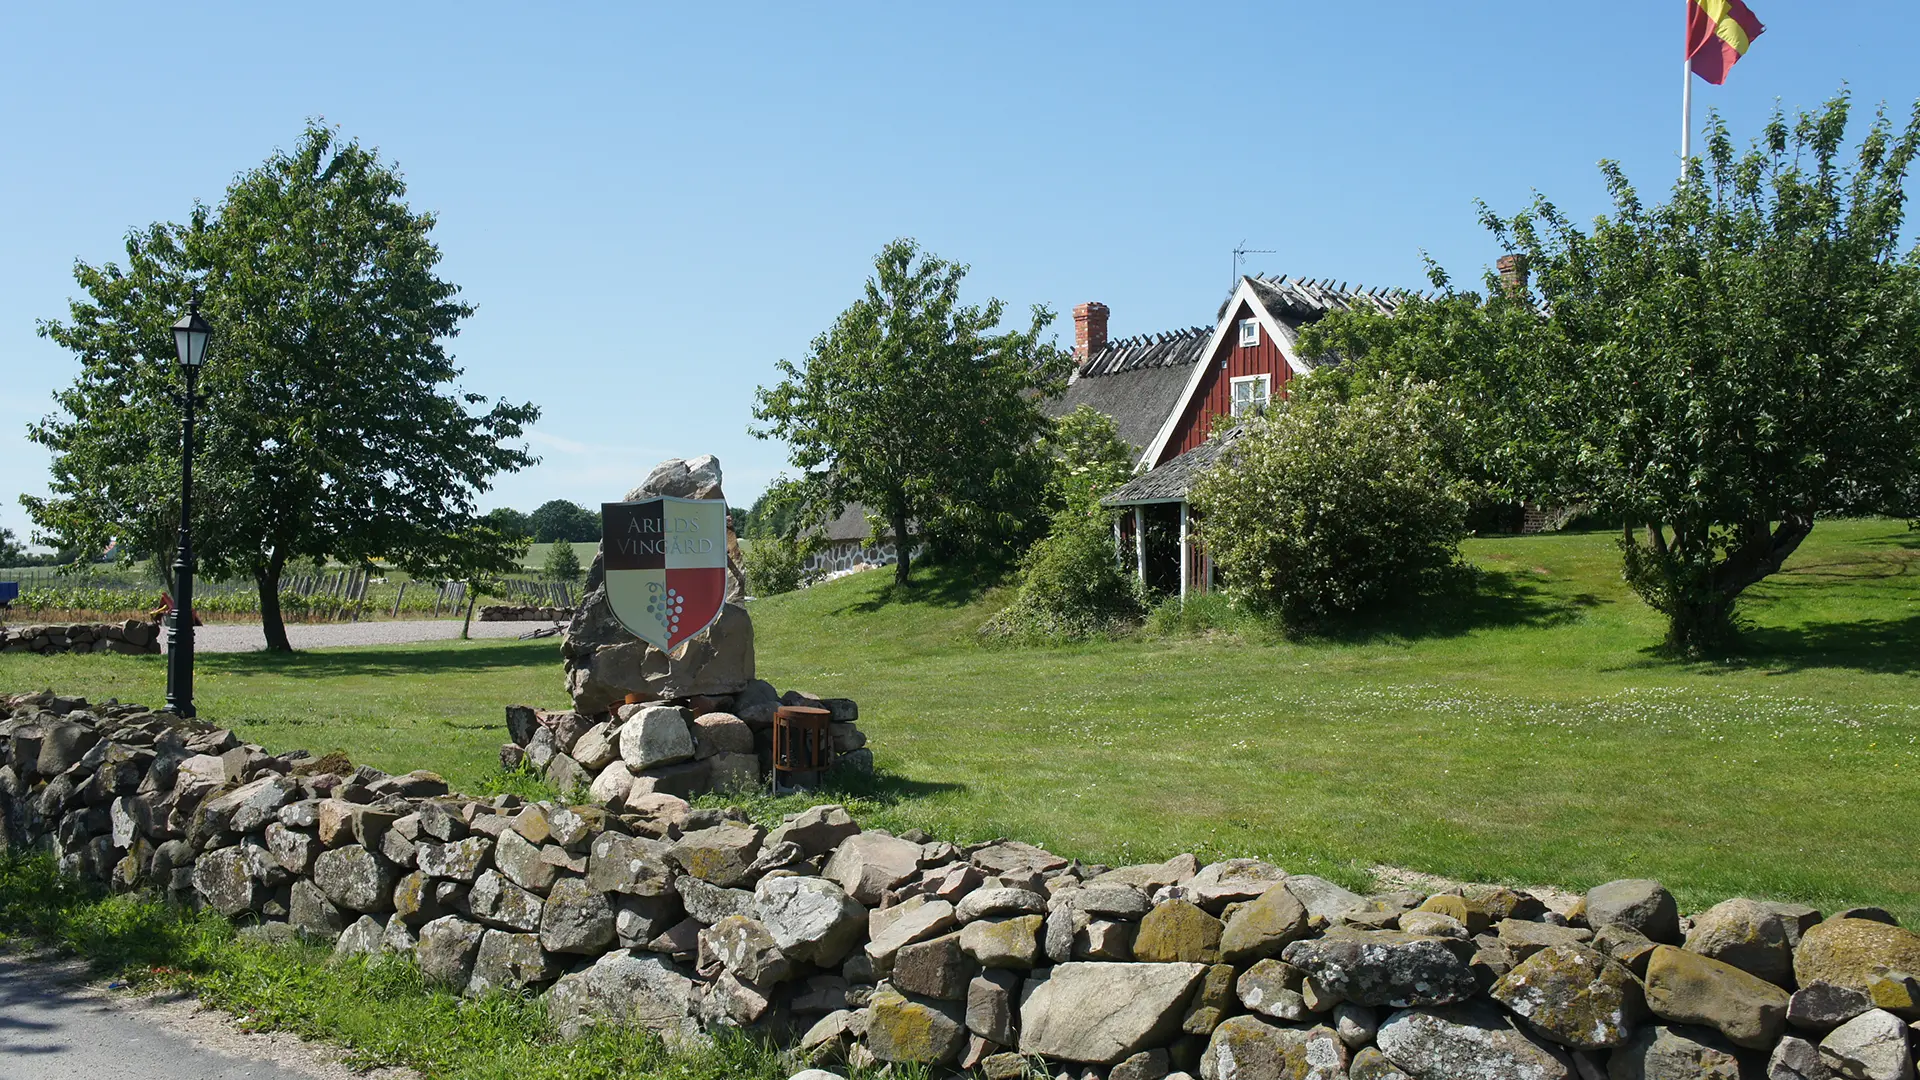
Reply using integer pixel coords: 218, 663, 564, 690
890, 507, 912, 586
257, 551, 292, 653
461, 582, 477, 639
1658, 513, 1814, 654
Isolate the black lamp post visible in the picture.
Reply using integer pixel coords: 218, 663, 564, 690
165, 302, 212, 719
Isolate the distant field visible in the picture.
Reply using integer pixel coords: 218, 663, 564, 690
5, 519, 1917, 920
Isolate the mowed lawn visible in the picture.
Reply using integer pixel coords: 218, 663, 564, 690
5, 520, 1918, 920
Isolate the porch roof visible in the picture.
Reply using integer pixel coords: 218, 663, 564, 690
1100, 426, 1245, 508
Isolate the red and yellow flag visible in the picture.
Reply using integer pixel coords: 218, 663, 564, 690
1687, 0, 1764, 85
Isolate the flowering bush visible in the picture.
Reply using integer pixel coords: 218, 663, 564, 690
1191, 375, 1473, 627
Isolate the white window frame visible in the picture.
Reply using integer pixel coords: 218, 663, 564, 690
1230, 373, 1271, 417
1238, 318, 1260, 347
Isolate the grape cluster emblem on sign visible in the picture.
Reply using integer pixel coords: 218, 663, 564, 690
601, 496, 729, 652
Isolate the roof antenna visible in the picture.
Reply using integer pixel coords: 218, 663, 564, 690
1232, 242, 1275, 292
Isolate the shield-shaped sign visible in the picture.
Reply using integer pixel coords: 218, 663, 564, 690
601, 496, 730, 652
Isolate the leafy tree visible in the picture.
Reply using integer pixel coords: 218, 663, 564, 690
0, 527, 26, 567
528, 499, 598, 543
1191, 375, 1472, 628
23, 122, 539, 651
542, 538, 582, 583
752, 238, 1072, 585
1042, 404, 1138, 507
1304, 95, 1920, 652
402, 522, 530, 639
483, 506, 533, 542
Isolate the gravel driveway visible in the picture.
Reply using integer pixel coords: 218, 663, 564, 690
169, 619, 558, 653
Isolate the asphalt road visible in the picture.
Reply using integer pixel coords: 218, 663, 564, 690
0, 951, 414, 1080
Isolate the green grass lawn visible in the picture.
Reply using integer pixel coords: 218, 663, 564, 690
6, 519, 1919, 920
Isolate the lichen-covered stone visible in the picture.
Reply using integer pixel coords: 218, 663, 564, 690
586, 831, 675, 897
618, 706, 696, 771
1490, 944, 1647, 1049
1375, 1001, 1573, 1080
1221, 883, 1311, 964
867, 985, 966, 1065
961, 914, 1044, 969
1134, 899, 1223, 964
700, 915, 792, 984
1198, 1016, 1348, 1080
494, 826, 559, 894
766, 804, 861, 858
192, 845, 262, 916
416, 915, 487, 993
1796, 919, 1920, 996
415, 836, 492, 882
1237, 959, 1311, 1022
540, 878, 615, 955
466, 930, 558, 997
311, 844, 395, 913
867, 896, 958, 969
470, 870, 544, 933
667, 822, 764, 888
1684, 898, 1795, 987
546, 949, 695, 1040
754, 873, 866, 967
1643, 944, 1789, 1050
955, 887, 1048, 923
1283, 929, 1477, 1008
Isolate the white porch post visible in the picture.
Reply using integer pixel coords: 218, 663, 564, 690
1112, 515, 1123, 567
1178, 500, 1189, 600
1133, 505, 1147, 584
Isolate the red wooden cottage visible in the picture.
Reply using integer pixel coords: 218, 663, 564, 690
1046, 274, 1427, 597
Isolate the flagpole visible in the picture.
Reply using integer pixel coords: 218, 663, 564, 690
1680, 0, 1693, 176
1681, 56, 1692, 175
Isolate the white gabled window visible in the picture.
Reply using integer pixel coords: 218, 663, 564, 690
1238, 318, 1260, 347
1230, 373, 1271, 417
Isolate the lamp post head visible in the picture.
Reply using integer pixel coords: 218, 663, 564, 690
171, 303, 212, 369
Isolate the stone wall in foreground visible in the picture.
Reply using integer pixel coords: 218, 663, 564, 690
0, 620, 161, 655
477, 605, 576, 623
3, 689, 1919, 1080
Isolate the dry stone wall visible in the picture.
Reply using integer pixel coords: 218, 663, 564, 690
4, 688, 1920, 1080
498, 686, 871, 803
478, 605, 575, 622
0, 620, 161, 655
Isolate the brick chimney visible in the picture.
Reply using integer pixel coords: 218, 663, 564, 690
1073, 302, 1109, 362
1496, 254, 1530, 297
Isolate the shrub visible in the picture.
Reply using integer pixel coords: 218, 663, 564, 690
1190, 375, 1472, 628
981, 500, 1145, 641
743, 535, 817, 597
542, 539, 582, 583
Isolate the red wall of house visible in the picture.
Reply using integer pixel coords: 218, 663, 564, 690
1156, 300, 1292, 465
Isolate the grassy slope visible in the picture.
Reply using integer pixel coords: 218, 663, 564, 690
5, 520, 1917, 918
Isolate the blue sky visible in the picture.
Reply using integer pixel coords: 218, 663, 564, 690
2, 2, 1914, 550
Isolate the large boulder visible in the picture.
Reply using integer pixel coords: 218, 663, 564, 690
1282, 929, 1477, 1008
416, 916, 488, 993
1818, 1009, 1912, 1080
754, 874, 867, 967
822, 831, 923, 904
1220, 883, 1310, 963
1490, 944, 1647, 1049
1795, 919, 1920, 995
562, 458, 752, 710
1684, 898, 1795, 987
1643, 944, 1789, 1050
867, 985, 967, 1065
547, 950, 695, 1040
1584, 880, 1680, 945
312, 845, 396, 913
618, 707, 696, 772
1198, 1017, 1348, 1080
1375, 1001, 1574, 1080
1018, 961, 1207, 1064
